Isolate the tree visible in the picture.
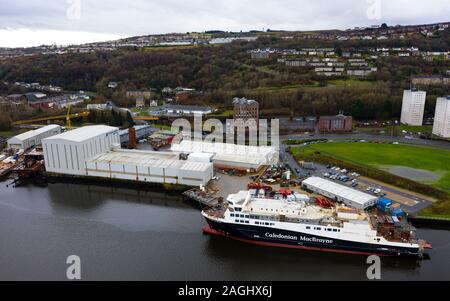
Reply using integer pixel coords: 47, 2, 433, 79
0, 114, 12, 131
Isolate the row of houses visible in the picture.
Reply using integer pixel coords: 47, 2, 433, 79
5, 92, 90, 109
3, 81, 63, 93
281, 57, 377, 77
251, 47, 449, 61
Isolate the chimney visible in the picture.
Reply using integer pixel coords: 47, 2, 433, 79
128, 127, 137, 149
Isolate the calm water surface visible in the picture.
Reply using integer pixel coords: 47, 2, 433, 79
0, 182, 449, 281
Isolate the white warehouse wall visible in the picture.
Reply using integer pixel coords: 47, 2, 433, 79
42, 126, 120, 176
7, 125, 61, 151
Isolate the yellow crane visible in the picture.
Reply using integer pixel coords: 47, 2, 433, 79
12, 110, 90, 126
66, 106, 72, 130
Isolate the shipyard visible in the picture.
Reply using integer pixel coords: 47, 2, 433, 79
0, 119, 440, 258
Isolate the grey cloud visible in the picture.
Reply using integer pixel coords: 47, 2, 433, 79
0, 0, 449, 36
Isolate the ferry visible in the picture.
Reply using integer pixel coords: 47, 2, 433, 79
202, 190, 432, 257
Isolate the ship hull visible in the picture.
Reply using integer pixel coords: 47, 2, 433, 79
203, 217, 421, 257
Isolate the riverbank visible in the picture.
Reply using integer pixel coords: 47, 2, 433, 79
46, 174, 190, 194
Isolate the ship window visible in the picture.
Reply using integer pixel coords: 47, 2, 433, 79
333, 229, 338, 232
245, 221, 249, 224
230, 214, 234, 217
255, 222, 259, 225
235, 220, 239, 223
317, 227, 321, 231
306, 226, 311, 230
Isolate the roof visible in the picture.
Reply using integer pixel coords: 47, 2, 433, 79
165, 105, 213, 112
302, 177, 377, 205
119, 125, 152, 135
179, 160, 212, 172
89, 149, 211, 171
188, 152, 214, 159
320, 114, 352, 120
232, 97, 258, 106
11, 124, 61, 142
171, 140, 278, 166
44, 125, 119, 143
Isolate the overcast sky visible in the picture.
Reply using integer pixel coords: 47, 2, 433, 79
0, 0, 449, 47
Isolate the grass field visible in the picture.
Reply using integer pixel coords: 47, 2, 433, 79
292, 142, 450, 190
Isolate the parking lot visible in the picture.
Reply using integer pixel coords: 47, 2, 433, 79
279, 145, 435, 215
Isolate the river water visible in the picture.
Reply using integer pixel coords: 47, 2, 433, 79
0, 182, 449, 281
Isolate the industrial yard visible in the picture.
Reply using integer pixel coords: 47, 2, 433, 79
1, 123, 447, 219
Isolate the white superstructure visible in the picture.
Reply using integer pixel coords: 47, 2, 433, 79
203, 191, 420, 252
42, 125, 120, 175
432, 96, 450, 138
400, 89, 427, 126
302, 177, 378, 209
7, 124, 61, 151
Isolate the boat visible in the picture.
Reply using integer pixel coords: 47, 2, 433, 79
202, 190, 432, 257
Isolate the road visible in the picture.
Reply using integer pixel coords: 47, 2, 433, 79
279, 143, 303, 177
281, 131, 450, 150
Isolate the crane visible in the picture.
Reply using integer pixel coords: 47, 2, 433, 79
12, 109, 90, 127
66, 106, 72, 130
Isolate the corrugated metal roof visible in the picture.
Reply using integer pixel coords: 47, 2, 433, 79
90, 149, 176, 166
44, 125, 118, 142
12, 124, 61, 142
302, 177, 377, 205
180, 161, 211, 172
89, 149, 211, 172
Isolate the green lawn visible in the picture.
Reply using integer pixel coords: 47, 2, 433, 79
327, 79, 375, 88
293, 142, 450, 190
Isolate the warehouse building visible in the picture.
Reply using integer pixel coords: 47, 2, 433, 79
171, 140, 278, 171
86, 149, 213, 186
42, 125, 213, 186
42, 125, 121, 176
7, 124, 61, 151
119, 125, 154, 145
302, 177, 378, 209
318, 114, 353, 133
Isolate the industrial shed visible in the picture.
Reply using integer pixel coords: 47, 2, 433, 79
302, 177, 378, 209
171, 140, 278, 171
42, 125, 120, 176
86, 149, 213, 186
119, 125, 154, 144
7, 124, 61, 151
